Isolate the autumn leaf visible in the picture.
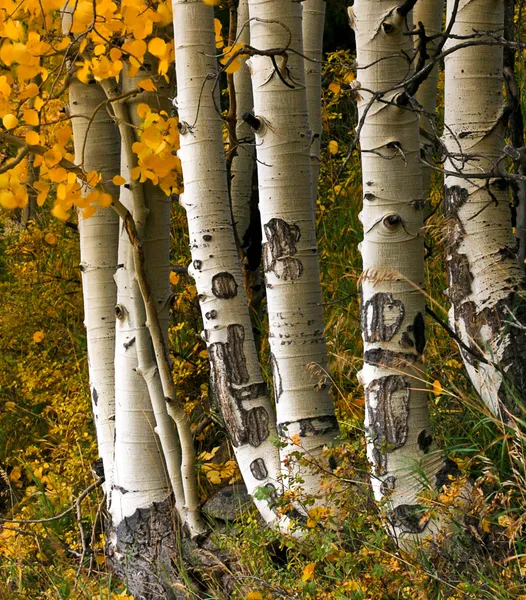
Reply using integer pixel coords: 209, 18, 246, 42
112, 175, 126, 186
246, 593, 263, 600
3, 114, 18, 130
432, 380, 443, 397
302, 562, 316, 582
328, 82, 341, 94
33, 331, 45, 343
44, 232, 57, 245
328, 140, 339, 155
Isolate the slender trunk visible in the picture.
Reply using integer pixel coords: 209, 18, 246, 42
443, 0, 526, 416
302, 0, 326, 205
504, 0, 526, 268
247, 0, 339, 496
231, 0, 254, 247
413, 0, 444, 204
68, 79, 119, 498
231, 0, 264, 341
172, 0, 282, 526
351, 1, 448, 541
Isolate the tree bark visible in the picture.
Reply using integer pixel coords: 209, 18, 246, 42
247, 0, 339, 497
302, 0, 326, 205
351, 0, 448, 541
68, 79, 120, 498
443, 0, 526, 417
172, 0, 282, 527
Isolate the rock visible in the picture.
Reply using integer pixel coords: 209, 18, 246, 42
202, 483, 252, 521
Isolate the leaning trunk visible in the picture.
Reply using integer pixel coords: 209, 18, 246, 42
69, 80, 120, 497
443, 0, 526, 416
351, 0, 447, 541
172, 0, 282, 527
247, 0, 339, 497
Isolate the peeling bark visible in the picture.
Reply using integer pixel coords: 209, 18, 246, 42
443, 0, 526, 416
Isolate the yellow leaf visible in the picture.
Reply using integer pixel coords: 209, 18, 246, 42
302, 562, 316, 582
48, 167, 68, 183
20, 82, 39, 99
199, 350, 208, 359
23, 109, 39, 126
9, 466, 21, 481
138, 78, 156, 92
137, 103, 151, 119
112, 175, 126, 186
82, 205, 97, 219
246, 593, 263, 600
169, 271, 180, 286
44, 232, 57, 245
25, 130, 40, 145
344, 71, 355, 83
98, 193, 113, 208
3, 114, 18, 130
206, 0, 222, 5
328, 140, 338, 155
51, 204, 69, 221
481, 518, 491, 533
148, 37, 167, 58
328, 82, 341, 94
432, 380, 443, 397
33, 331, 45, 343
498, 514, 512, 528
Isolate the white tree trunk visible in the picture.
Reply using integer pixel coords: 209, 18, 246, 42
68, 79, 119, 497
119, 66, 188, 520
352, 0, 447, 540
247, 0, 339, 496
413, 0, 444, 203
443, 0, 526, 416
108, 75, 172, 523
173, 0, 282, 526
231, 0, 255, 246
302, 0, 326, 204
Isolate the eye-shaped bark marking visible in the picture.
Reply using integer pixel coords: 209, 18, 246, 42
211, 272, 238, 299
92, 387, 98, 406
209, 327, 270, 448
390, 504, 430, 534
250, 458, 268, 481
366, 375, 410, 475
361, 293, 405, 343
263, 218, 303, 281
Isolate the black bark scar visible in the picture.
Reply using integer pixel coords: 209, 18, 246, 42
209, 325, 270, 448
263, 218, 303, 281
361, 292, 405, 343
366, 375, 410, 475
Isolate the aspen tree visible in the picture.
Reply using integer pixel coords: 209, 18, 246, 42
303, 0, 326, 204
68, 80, 120, 497
351, 0, 448, 539
443, 0, 526, 416
172, 0, 282, 526
231, 0, 255, 247
247, 0, 339, 495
